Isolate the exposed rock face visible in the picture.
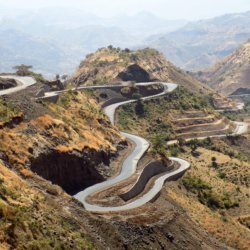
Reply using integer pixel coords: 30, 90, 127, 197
30, 148, 113, 195
0, 91, 124, 197
0, 78, 17, 90
117, 64, 153, 82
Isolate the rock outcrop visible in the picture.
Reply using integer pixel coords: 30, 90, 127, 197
72, 47, 213, 95
0, 78, 17, 90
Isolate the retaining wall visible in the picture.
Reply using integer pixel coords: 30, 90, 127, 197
120, 160, 174, 201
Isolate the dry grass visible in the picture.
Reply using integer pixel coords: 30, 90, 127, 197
0, 91, 122, 172
0, 161, 96, 249
164, 146, 250, 249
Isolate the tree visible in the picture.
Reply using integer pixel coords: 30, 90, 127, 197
13, 64, 32, 76
55, 74, 60, 81
124, 48, 130, 53
178, 138, 186, 147
188, 139, 199, 152
132, 92, 142, 100
135, 99, 145, 116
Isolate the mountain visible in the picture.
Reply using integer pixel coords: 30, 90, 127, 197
111, 11, 187, 36
145, 11, 250, 71
0, 29, 67, 77
1, 47, 249, 249
2, 8, 250, 76
0, 26, 134, 78
198, 40, 250, 96
0, 8, 187, 77
72, 47, 213, 95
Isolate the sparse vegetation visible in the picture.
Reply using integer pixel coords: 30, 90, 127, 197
0, 99, 21, 124
13, 64, 46, 82
117, 86, 213, 156
182, 174, 239, 209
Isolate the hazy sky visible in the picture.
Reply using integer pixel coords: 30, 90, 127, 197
1, 0, 250, 20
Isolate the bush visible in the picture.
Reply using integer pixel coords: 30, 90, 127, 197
182, 174, 239, 209
132, 92, 142, 100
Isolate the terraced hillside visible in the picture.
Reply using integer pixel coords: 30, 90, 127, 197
172, 111, 235, 140
0, 78, 235, 250
0, 48, 249, 249
117, 86, 235, 146
115, 83, 249, 249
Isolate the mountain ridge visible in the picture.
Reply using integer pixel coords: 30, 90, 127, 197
145, 11, 250, 71
72, 47, 213, 95
198, 40, 250, 95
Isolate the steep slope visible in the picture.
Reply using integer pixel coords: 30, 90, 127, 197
199, 40, 250, 96
0, 81, 131, 249
0, 160, 97, 250
145, 11, 250, 71
115, 85, 250, 250
0, 77, 233, 250
72, 47, 213, 95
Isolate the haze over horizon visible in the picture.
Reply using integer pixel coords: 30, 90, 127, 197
1, 0, 250, 77
1, 0, 250, 20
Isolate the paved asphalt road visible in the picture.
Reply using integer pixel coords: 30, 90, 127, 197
74, 82, 192, 212
0, 75, 36, 96
1, 77, 248, 212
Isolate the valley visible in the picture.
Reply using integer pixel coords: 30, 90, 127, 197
0, 42, 249, 250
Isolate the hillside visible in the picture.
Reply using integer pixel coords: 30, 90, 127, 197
145, 11, 250, 71
198, 40, 250, 96
0, 82, 128, 249
72, 47, 213, 95
115, 86, 250, 249
0, 76, 235, 249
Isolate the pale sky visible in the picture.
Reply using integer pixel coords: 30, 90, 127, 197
1, 0, 250, 20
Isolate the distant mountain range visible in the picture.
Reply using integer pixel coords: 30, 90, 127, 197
0, 8, 186, 77
144, 11, 250, 71
198, 40, 250, 96
0, 8, 250, 77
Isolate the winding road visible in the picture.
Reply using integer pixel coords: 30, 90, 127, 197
74, 82, 247, 212
0, 75, 36, 96
0, 76, 248, 213
74, 82, 191, 212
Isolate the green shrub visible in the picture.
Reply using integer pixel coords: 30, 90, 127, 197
182, 174, 239, 209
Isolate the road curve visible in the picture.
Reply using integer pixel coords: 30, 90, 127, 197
1, 77, 247, 212
0, 75, 36, 96
74, 82, 248, 212
74, 82, 191, 212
